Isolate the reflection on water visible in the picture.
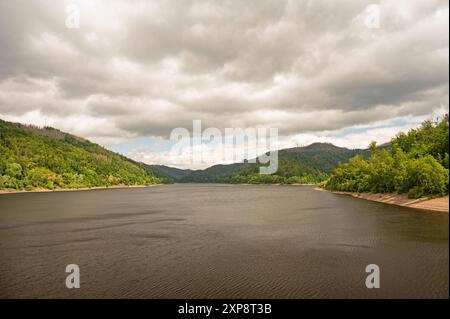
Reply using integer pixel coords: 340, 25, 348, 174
0, 185, 448, 298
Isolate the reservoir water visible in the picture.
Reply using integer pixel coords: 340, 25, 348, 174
0, 184, 448, 298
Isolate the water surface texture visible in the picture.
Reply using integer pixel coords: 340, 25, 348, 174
0, 185, 448, 298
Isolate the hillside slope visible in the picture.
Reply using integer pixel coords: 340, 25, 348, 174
0, 119, 163, 191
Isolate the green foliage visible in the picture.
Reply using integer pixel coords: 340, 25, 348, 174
404, 155, 449, 199
394, 114, 449, 167
323, 116, 449, 198
0, 119, 163, 191
6, 163, 22, 178
149, 165, 193, 182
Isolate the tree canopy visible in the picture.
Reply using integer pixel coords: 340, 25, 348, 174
0, 119, 163, 191
323, 115, 449, 198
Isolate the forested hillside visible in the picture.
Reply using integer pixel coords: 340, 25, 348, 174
177, 143, 369, 184
149, 165, 193, 182
0, 119, 163, 191
323, 115, 449, 198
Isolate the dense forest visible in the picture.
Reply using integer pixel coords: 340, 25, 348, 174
0, 119, 163, 191
323, 115, 449, 199
174, 143, 370, 184
150, 165, 193, 181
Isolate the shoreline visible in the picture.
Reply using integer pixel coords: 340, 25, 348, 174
0, 183, 319, 195
0, 184, 161, 195
316, 188, 449, 213
3, 184, 447, 214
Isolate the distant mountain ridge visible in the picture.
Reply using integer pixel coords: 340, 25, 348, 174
149, 165, 193, 181
152, 143, 373, 184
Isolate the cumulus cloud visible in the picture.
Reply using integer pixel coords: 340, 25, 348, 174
0, 0, 448, 167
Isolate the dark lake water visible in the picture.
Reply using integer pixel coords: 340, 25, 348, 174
0, 184, 448, 298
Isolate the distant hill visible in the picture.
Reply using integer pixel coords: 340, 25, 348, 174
149, 165, 193, 182
0, 119, 163, 191
179, 163, 250, 183
174, 143, 370, 184
277, 143, 370, 174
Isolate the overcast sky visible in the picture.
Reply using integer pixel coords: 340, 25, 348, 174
0, 0, 448, 168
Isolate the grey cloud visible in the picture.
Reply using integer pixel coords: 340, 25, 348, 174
0, 0, 448, 140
